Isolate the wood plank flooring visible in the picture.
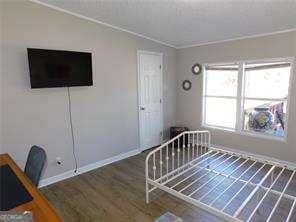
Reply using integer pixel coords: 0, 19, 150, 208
41, 151, 223, 222
41, 149, 296, 222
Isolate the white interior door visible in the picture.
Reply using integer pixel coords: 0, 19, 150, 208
138, 51, 163, 151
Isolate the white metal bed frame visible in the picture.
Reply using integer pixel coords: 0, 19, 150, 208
145, 130, 296, 222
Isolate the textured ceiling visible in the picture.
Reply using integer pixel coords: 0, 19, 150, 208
36, 0, 296, 48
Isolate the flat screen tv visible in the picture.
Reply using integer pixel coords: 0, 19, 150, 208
27, 48, 93, 88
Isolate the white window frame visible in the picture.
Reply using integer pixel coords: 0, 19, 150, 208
202, 62, 239, 131
202, 57, 295, 141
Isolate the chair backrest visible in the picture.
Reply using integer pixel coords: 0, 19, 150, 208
24, 146, 46, 186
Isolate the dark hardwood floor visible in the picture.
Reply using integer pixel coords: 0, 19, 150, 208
41, 151, 223, 222
41, 149, 296, 222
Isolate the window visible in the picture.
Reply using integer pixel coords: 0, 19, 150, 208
203, 58, 293, 139
203, 64, 238, 129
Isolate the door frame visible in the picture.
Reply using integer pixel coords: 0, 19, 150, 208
137, 50, 164, 152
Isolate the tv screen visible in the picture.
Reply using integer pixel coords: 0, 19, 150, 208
27, 48, 93, 88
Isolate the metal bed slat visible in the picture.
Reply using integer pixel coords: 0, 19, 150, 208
233, 165, 276, 218
266, 170, 296, 222
258, 183, 296, 201
244, 167, 285, 221
169, 152, 223, 189
182, 154, 234, 195
178, 153, 229, 192
188, 155, 240, 197
220, 163, 266, 212
198, 157, 249, 201
148, 179, 241, 222
286, 199, 296, 222
211, 147, 295, 172
209, 161, 259, 206
145, 131, 296, 222
199, 165, 296, 202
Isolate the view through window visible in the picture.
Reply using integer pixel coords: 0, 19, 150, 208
203, 59, 292, 138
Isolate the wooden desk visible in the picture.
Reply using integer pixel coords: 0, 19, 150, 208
0, 153, 62, 222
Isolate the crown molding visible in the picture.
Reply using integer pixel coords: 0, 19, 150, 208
28, 0, 296, 50
176, 28, 296, 49
29, 0, 176, 49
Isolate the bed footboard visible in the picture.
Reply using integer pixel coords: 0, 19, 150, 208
145, 130, 211, 203
145, 130, 296, 222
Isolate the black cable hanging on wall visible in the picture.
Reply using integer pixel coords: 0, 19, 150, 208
67, 87, 78, 173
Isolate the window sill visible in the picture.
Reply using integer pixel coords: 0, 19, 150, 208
202, 124, 287, 143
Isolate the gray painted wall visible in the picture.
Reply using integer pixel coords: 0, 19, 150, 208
176, 31, 296, 163
1, 0, 295, 184
0, 1, 177, 179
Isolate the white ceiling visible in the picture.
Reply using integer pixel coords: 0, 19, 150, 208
36, 0, 296, 48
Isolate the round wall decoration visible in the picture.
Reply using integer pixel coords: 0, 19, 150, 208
191, 63, 202, 75
182, 80, 192, 91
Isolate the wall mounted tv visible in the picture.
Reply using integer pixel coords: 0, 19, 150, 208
27, 48, 93, 88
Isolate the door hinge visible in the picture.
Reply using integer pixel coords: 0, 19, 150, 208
159, 65, 162, 69
160, 99, 162, 103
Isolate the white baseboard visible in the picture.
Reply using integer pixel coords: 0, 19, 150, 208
39, 148, 141, 188
211, 144, 296, 169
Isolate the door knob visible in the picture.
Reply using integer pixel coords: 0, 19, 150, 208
140, 106, 146, 110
